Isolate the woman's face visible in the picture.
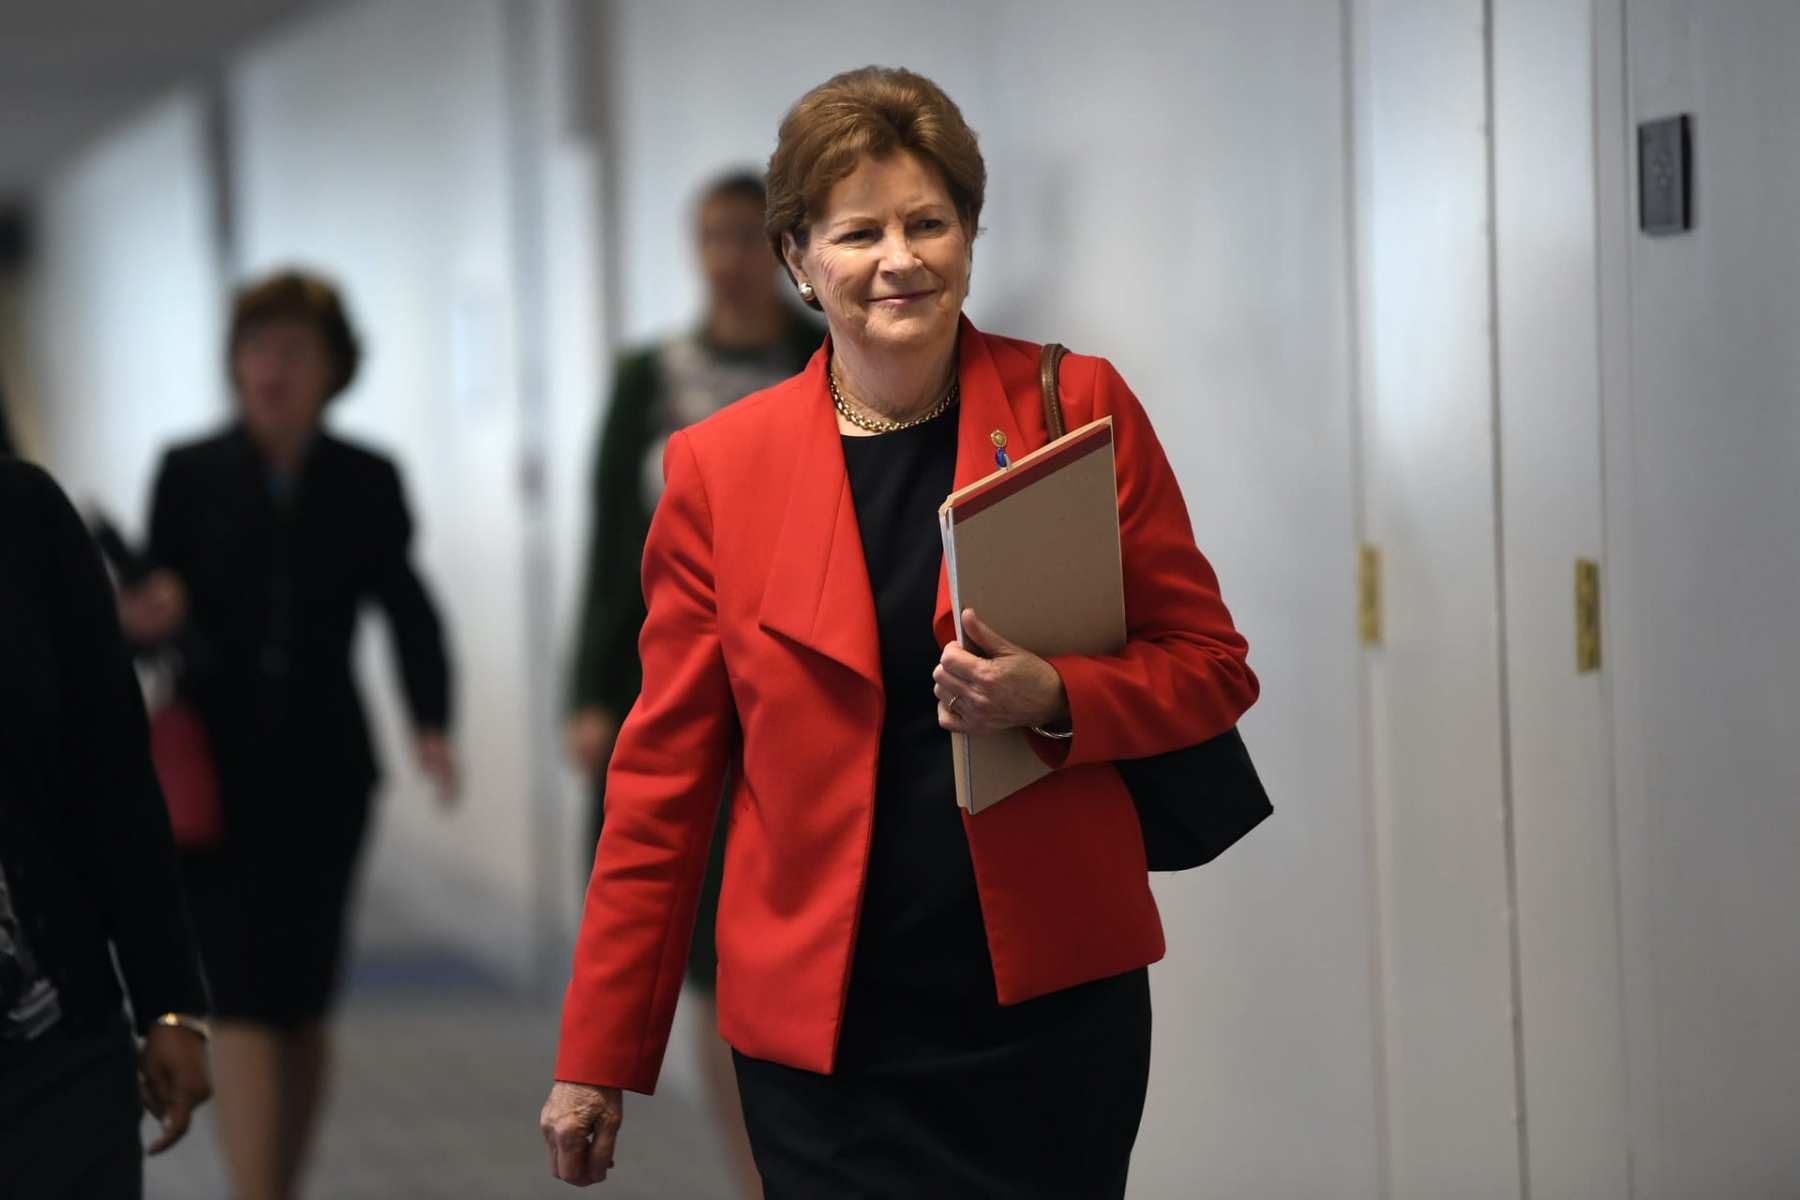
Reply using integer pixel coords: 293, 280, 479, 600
785, 150, 970, 356
233, 319, 333, 449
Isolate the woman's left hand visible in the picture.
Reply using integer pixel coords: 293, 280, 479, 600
934, 610, 1070, 736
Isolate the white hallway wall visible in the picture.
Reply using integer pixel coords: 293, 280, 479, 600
21, 90, 227, 532
600, 2, 1377, 1196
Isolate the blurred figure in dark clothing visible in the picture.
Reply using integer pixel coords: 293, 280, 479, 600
0, 457, 211, 1198
564, 170, 820, 1193
117, 270, 456, 1200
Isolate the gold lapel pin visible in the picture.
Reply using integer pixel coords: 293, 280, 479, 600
989, 430, 1007, 448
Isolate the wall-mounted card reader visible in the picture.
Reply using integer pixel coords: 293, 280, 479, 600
1639, 114, 1693, 235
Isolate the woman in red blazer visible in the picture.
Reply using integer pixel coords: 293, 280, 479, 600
544, 67, 1257, 1197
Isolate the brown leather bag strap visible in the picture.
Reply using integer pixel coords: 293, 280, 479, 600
1038, 342, 1069, 442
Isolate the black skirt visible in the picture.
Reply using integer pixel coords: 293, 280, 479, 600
733, 967, 1152, 1199
178, 782, 370, 1026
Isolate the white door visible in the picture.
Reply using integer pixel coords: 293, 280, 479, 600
1352, 2, 1523, 1195
1492, 1, 1632, 1196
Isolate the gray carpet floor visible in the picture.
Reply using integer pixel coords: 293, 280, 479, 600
143, 903, 742, 1199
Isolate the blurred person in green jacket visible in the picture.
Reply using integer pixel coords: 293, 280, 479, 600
564, 169, 819, 1195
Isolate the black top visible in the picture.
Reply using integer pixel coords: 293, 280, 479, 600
0, 460, 207, 1048
146, 427, 451, 825
836, 407, 997, 1064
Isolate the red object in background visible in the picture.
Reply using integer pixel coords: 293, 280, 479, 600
150, 703, 223, 849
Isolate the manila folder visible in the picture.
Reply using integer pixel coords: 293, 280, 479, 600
938, 417, 1126, 814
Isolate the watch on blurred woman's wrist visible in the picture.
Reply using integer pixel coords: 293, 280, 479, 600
154, 1012, 212, 1041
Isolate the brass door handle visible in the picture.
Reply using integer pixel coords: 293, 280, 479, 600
1576, 559, 1602, 673
1359, 544, 1382, 647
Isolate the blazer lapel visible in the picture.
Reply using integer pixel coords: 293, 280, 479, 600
933, 320, 1032, 647
757, 346, 885, 689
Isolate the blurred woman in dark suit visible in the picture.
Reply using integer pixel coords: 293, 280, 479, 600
118, 271, 456, 1200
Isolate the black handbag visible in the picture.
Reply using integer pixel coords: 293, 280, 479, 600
1039, 343, 1273, 871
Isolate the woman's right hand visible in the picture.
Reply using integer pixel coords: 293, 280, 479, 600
118, 569, 188, 645
541, 1080, 624, 1186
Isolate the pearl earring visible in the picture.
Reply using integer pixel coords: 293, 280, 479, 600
798, 282, 816, 302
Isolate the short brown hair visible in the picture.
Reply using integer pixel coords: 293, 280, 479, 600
765, 67, 986, 306
227, 269, 361, 401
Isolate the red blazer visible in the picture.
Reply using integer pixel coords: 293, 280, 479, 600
556, 318, 1257, 1093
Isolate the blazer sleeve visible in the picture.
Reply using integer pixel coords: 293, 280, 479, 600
1040, 356, 1259, 768
368, 460, 453, 731
555, 429, 736, 1093
38, 465, 210, 1025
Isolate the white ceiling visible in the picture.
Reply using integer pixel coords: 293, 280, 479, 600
0, 0, 328, 197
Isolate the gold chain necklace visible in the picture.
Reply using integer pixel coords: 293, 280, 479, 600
830, 367, 959, 434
